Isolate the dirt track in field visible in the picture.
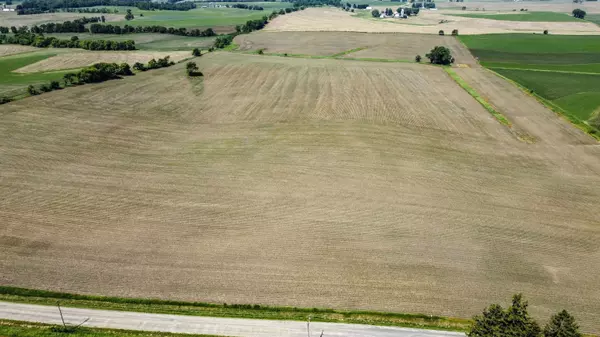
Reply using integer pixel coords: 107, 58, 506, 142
0, 45, 39, 57
234, 31, 477, 64
14, 51, 191, 73
265, 8, 600, 35
1, 52, 599, 333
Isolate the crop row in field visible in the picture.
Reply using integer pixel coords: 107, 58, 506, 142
1, 52, 600, 333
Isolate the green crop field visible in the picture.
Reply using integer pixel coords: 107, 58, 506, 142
459, 34, 600, 124
46, 33, 216, 51
448, 11, 580, 22
104, 4, 292, 30
587, 14, 600, 25
0, 51, 72, 98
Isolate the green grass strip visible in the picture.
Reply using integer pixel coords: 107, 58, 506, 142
488, 69, 600, 141
444, 67, 512, 127
0, 319, 222, 337
0, 286, 471, 332
330, 47, 368, 58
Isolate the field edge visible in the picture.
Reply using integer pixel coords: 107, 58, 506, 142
0, 286, 471, 332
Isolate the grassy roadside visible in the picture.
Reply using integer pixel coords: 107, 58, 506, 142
0, 319, 222, 337
0, 286, 471, 332
444, 67, 511, 127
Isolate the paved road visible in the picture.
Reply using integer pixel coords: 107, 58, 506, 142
0, 301, 465, 337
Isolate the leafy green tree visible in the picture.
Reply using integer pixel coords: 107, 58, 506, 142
544, 310, 582, 337
192, 48, 201, 56
27, 85, 39, 95
186, 61, 198, 73
426, 46, 454, 65
452, 29, 458, 35
439, 29, 444, 35
50, 80, 60, 89
133, 62, 146, 71
572, 8, 586, 19
415, 54, 421, 62
125, 9, 134, 20
371, 9, 380, 17
63, 73, 77, 85
468, 294, 541, 337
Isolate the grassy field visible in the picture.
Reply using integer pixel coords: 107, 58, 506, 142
0, 51, 71, 98
586, 14, 600, 25
447, 11, 580, 22
0, 287, 471, 331
45, 33, 216, 51
459, 34, 600, 124
0, 320, 221, 337
1, 52, 599, 333
106, 5, 290, 31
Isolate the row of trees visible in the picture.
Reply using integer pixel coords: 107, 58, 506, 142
469, 294, 582, 337
412, 1, 436, 8
290, 0, 341, 7
89, 23, 216, 37
132, 55, 174, 71
0, 17, 102, 35
0, 32, 135, 50
230, 3, 264, 10
16, 0, 194, 14
345, 3, 369, 9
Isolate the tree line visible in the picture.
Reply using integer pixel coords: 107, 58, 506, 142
0, 31, 135, 50
469, 294, 583, 337
16, 0, 195, 15
291, 0, 341, 7
230, 3, 264, 10
89, 23, 216, 37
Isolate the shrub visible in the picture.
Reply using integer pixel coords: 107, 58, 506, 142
462, 6, 466, 10
186, 61, 203, 77
371, 9, 380, 17
133, 62, 146, 71
451, 29, 458, 36
192, 48, 201, 56
39, 84, 52, 92
214, 35, 233, 48
438, 30, 444, 36
284, 53, 288, 57
572, 8, 586, 19
50, 80, 60, 90
543, 29, 548, 35
258, 49, 264, 55
0, 97, 12, 105
415, 54, 421, 62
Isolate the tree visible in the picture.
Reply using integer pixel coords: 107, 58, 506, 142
133, 62, 146, 71
426, 46, 454, 65
572, 8, 586, 19
438, 29, 444, 35
543, 29, 548, 35
192, 48, 201, 56
27, 85, 39, 95
415, 54, 421, 62
468, 294, 541, 337
452, 29, 458, 35
371, 9, 380, 17
63, 73, 77, 85
186, 61, 202, 76
544, 310, 582, 337
125, 9, 134, 20
50, 80, 61, 89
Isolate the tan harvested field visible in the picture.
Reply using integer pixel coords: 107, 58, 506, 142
0, 45, 39, 57
265, 8, 600, 35
234, 31, 477, 64
453, 67, 595, 146
1, 52, 600, 333
14, 51, 191, 73
0, 12, 121, 27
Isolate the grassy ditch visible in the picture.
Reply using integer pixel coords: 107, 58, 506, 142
444, 67, 511, 127
0, 319, 222, 337
0, 286, 471, 332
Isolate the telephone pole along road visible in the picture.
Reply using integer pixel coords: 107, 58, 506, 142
0, 301, 466, 337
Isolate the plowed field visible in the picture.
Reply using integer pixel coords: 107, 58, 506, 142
1, 52, 599, 333
14, 51, 191, 73
234, 31, 477, 64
